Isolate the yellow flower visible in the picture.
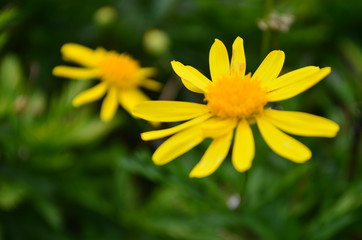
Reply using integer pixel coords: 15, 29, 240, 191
133, 37, 340, 178
53, 43, 161, 121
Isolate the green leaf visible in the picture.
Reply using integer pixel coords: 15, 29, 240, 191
0, 180, 27, 210
31, 197, 63, 230
0, 8, 17, 29
0, 54, 23, 94
307, 183, 362, 239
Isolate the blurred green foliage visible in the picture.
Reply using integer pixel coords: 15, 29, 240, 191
0, 0, 362, 239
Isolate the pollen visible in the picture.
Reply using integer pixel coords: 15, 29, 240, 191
99, 52, 141, 89
205, 73, 267, 119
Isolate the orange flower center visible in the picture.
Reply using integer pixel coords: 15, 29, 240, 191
205, 73, 267, 119
99, 52, 140, 89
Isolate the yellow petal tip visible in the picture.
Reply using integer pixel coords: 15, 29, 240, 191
189, 170, 206, 178
234, 36, 243, 43
52, 66, 68, 77
52, 67, 59, 76
140, 132, 151, 141
297, 156, 312, 164
235, 165, 251, 173
213, 38, 224, 46
322, 66, 332, 74
100, 116, 112, 122
61, 42, 79, 50
188, 174, 198, 178
327, 124, 340, 138
100, 110, 114, 122
171, 60, 182, 65
152, 156, 166, 166
276, 50, 285, 56
293, 151, 312, 163
170, 61, 183, 71
268, 50, 285, 59
72, 99, 81, 107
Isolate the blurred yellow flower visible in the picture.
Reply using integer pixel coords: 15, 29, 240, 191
53, 43, 161, 121
133, 37, 340, 178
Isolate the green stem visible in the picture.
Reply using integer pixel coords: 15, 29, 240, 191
261, 30, 272, 58
265, 0, 274, 15
348, 107, 362, 180
260, 0, 274, 58
239, 171, 248, 207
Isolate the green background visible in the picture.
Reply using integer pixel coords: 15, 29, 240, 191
0, 0, 361, 239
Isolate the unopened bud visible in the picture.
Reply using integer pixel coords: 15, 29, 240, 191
143, 29, 170, 56
258, 11, 294, 32
14, 95, 27, 114
94, 6, 117, 25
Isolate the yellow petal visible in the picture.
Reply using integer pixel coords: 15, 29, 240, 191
61, 43, 104, 67
171, 61, 211, 93
53, 66, 101, 79
100, 87, 119, 121
263, 109, 340, 137
231, 37, 246, 76
139, 67, 157, 78
232, 119, 255, 172
180, 78, 204, 93
209, 39, 230, 81
265, 66, 320, 91
72, 82, 108, 107
256, 116, 312, 163
201, 117, 237, 138
152, 126, 204, 165
133, 101, 209, 122
189, 131, 233, 178
252, 50, 285, 85
118, 88, 149, 115
141, 114, 212, 141
267, 67, 331, 102
139, 79, 162, 91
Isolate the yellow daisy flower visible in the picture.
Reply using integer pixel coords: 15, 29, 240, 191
53, 43, 161, 121
133, 37, 340, 178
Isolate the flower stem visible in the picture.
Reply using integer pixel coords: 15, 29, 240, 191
348, 108, 362, 180
260, 0, 274, 58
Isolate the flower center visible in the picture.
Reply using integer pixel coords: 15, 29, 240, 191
99, 52, 140, 89
205, 73, 267, 119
